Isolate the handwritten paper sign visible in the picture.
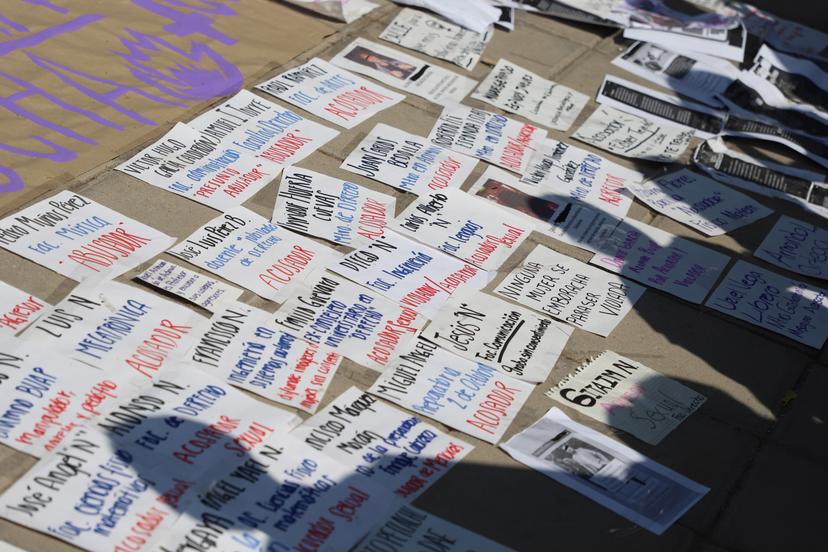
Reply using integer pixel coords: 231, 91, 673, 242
151, 431, 387, 552
168, 207, 340, 303
354, 505, 515, 552
424, 290, 573, 383
626, 169, 773, 236
256, 57, 404, 128
393, 188, 532, 271
342, 123, 478, 195
467, 166, 624, 254
328, 230, 489, 319
187, 301, 342, 413
291, 387, 473, 500
19, 280, 206, 378
428, 104, 547, 174
0, 367, 300, 551
117, 122, 277, 211
0, 282, 46, 335
136, 259, 242, 313
495, 245, 644, 336
274, 270, 426, 371
379, 8, 493, 70
590, 218, 731, 304
519, 139, 636, 219
331, 38, 478, 105
501, 407, 709, 535
188, 89, 338, 169
0, 427, 188, 551
705, 260, 828, 348
0, 191, 175, 281
547, 351, 706, 445
0, 336, 141, 457
274, 167, 396, 246
471, 59, 589, 131
572, 105, 694, 162
755, 215, 828, 280
369, 337, 533, 443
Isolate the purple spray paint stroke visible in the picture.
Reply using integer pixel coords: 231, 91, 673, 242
0, 137, 77, 162
23, 0, 70, 14
27, 52, 185, 125
0, 14, 103, 57
0, 167, 24, 193
131, 0, 238, 45
0, 70, 105, 142
117, 29, 243, 101
0, 15, 29, 36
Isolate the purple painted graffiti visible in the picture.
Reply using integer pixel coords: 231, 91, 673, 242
118, 30, 243, 102
0, 14, 104, 57
130, 0, 239, 45
0, 0, 246, 196
22, 1, 69, 14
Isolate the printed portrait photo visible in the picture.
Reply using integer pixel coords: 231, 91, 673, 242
344, 46, 418, 80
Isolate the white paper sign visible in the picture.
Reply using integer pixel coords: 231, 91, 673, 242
428, 104, 547, 174
393, 188, 532, 271
168, 207, 340, 303
274, 270, 426, 371
591, 218, 731, 304
755, 215, 828, 280
472, 59, 589, 131
572, 105, 694, 163
705, 260, 828, 348
187, 301, 342, 413
0, 336, 142, 457
151, 431, 388, 552
136, 259, 242, 312
328, 230, 489, 319
611, 41, 738, 107
519, 139, 636, 219
623, 23, 747, 63
494, 245, 645, 336
188, 89, 338, 169
467, 165, 625, 254
331, 38, 478, 106
19, 280, 207, 379
341, 123, 478, 195
597, 76, 726, 138
354, 505, 516, 552
274, 167, 396, 246
369, 338, 532, 444
380, 8, 493, 70
0, 191, 175, 281
282, 0, 378, 22
255, 58, 404, 128
290, 387, 473, 500
547, 351, 706, 445
116, 122, 276, 211
626, 169, 772, 236
501, 407, 709, 535
0, 368, 299, 552
0, 281, 46, 335
424, 290, 573, 383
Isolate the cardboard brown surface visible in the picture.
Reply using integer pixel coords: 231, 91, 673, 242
1, 4, 827, 552
0, 0, 336, 215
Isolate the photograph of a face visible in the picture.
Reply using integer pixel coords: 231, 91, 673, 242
344, 45, 418, 80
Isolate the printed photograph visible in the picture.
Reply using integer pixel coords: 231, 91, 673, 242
475, 178, 561, 222
344, 46, 418, 80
